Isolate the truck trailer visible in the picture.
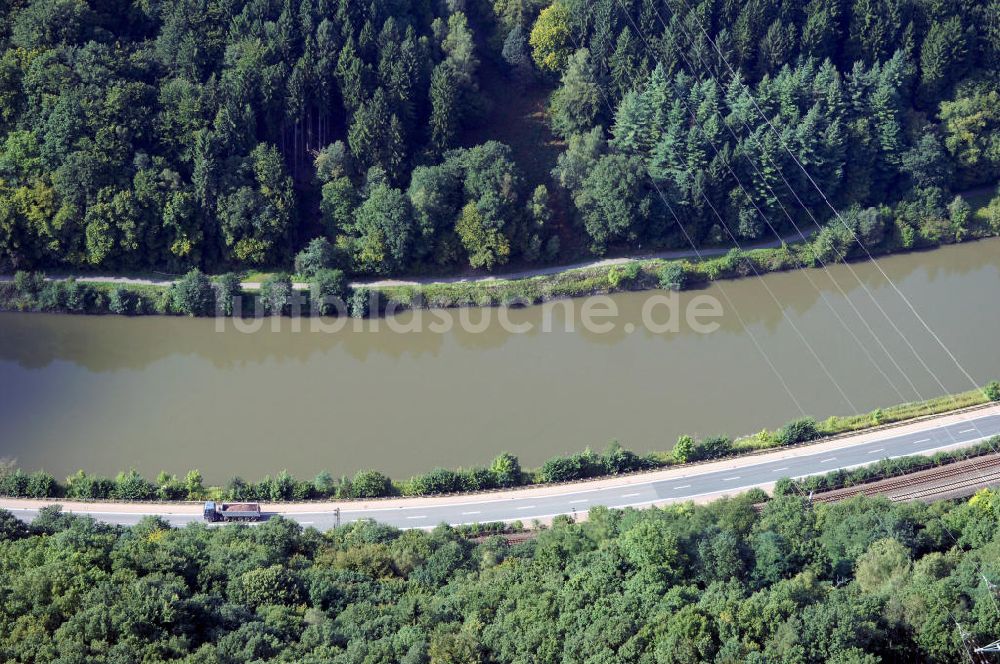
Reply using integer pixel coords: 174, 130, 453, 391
203, 501, 262, 522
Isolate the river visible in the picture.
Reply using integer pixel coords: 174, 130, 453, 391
1, 239, 998, 482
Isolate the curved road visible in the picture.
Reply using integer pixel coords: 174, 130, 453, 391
0, 232, 808, 291
4, 406, 1000, 530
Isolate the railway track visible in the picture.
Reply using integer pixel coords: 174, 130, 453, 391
810, 453, 1000, 504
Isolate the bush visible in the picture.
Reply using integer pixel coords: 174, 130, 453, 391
310, 269, 348, 316
489, 453, 522, 487
260, 274, 293, 316
607, 263, 641, 289
64, 280, 94, 312
171, 269, 214, 316
349, 288, 370, 318
108, 287, 133, 315
407, 468, 462, 495
13, 270, 44, 298
539, 456, 581, 483
37, 281, 68, 311
313, 471, 336, 498
658, 262, 689, 291
461, 467, 498, 491
295, 237, 342, 277
214, 274, 242, 316
112, 470, 155, 500
775, 417, 820, 446
0, 469, 28, 496
672, 435, 695, 463
692, 436, 733, 461
65, 470, 115, 499
602, 441, 647, 474
984, 381, 1000, 402
26, 471, 57, 498
352, 470, 393, 498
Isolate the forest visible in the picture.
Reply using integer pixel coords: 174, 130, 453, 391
0, 0, 997, 277
0, 492, 998, 663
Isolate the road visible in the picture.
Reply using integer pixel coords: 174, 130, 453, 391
4, 406, 1000, 530
0, 231, 808, 291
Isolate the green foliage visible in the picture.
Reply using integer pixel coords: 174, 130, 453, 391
672, 435, 695, 463
529, 3, 572, 72
691, 435, 733, 462
658, 262, 690, 291
170, 268, 213, 316
309, 269, 348, 316
352, 469, 394, 498
2, 492, 999, 662
984, 380, 1000, 401
490, 452, 522, 487
775, 417, 820, 446
259, 274, 292, 316
294, 237, 341, 278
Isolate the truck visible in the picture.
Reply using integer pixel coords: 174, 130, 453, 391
203, 501, 262, 523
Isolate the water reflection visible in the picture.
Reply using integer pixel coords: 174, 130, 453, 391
0, 239, 997, 480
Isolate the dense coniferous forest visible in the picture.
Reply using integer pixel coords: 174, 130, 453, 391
1, 493, 999, 662
0, 0, 996, 276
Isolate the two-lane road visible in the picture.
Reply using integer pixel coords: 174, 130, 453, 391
5, 408, 1000, 530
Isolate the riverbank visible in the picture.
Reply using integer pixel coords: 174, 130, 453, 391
2, 383, 997, 503
2, 402, 999, 534
2, 186, 998, 316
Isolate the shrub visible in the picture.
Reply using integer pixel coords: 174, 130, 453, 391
602, 441, 647, 474
37, 281, 68, 310
26, 471, 57, 498
461, 467, 498, 491
295, 237, 342, 277
313, 471, 336, 498
539, 455, 583, 483
0, 469, 28, 496
607, 263, 640, 289
407, 468, 462, 495
672, 435, 695, 463
775, 417, 819, 446
310, 269, 348, 316
658, 262, 689, 291
984, 381, 1000, 402
260, 274, 293, 316
349, 288, 370, 318
65, 470, 114, 499
112, 470, 155, 500
262, 471, 296, 501
214, 273, 242, 316
108, 287, 133, 315
490, 453, 522, 487
352, 470, 393, 498
13, 270, 44, 298
64, 280, 93, 312
155, 473, 186, 500
692, 436, 733, 461
171, 269, 214, 316
225, 476, 255, 501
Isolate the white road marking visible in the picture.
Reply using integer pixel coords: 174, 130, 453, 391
913, 438, 931, 444
673, 484, 691, 489
723, 476, 741, 481
820, 457, 837, 463
959, 428, 976, 433
461, 511, 481, 515
298, 521, 314, 525
772, 467, 789, 472
516, 505, 536, 510
405, 515, 427, 520
621, 492, 640, 498
569, 499, 589, 504
867, 448, 885, 454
